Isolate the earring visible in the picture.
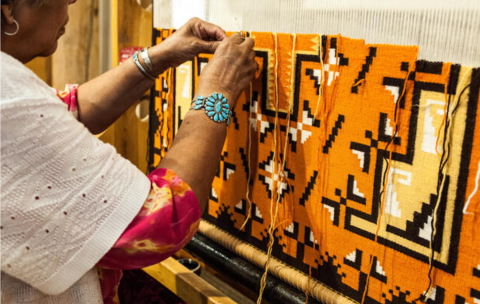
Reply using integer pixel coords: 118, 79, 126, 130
4, 19, 19, 36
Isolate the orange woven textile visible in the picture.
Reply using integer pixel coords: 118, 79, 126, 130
149, 29, 480, 304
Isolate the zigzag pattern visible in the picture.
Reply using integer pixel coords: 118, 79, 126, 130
351, 47, 377, 93
299, 170, 319, 206
322, 115, 345, 153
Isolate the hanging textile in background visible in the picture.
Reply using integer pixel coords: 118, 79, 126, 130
149, 29, 480, 304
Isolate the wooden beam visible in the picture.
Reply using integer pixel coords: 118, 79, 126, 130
110, 0, 119, 68
143, 257, 238, 304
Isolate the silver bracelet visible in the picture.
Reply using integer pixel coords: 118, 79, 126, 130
140, 47, 154, 71
133, 51, 156, 81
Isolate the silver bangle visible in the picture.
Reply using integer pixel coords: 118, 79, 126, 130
140, 47, 154, 71
133, 51, 156, 81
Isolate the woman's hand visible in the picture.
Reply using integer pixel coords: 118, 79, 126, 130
156, 32, 257, 210
149, 18, 227, 75
196, 32, 257, 106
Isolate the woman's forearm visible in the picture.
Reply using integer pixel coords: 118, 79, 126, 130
77, 53, 168, 135
156, 33, 256, 212
157, 109, 228, 212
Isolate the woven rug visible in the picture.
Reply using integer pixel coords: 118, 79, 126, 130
149, 29, 480, 304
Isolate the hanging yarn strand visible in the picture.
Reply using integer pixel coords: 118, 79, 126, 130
434, 64, 452, 156
314, 34, 325, 119
280, 33, 297, 220
257, 33, 281, 304
421, 71, 473, 301
240, 81, 255, 231
258, 32, 297, 304
313, 35, 334, 292
420, 93, 453, 302
361, 56, 416, 304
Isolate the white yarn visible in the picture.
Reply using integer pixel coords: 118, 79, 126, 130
154, 0, 480, 66
1, 52, 151, 302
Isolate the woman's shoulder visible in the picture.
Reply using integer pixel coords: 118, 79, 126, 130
1, 52, 59, 107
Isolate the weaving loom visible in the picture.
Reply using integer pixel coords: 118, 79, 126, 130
149, 1, 480, 303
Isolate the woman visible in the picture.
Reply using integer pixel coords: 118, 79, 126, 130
1, 0, 257, 303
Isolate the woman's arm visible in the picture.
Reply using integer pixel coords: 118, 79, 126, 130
98, 33, 256, 272
77, 18, 227, 134
157, 33, 257, 212
76, 55, 158, 134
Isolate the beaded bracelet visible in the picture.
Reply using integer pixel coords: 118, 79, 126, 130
133, 51, 156, 81
191, 93, 232, 125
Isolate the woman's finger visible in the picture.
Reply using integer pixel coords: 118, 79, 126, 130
240, 37, 255, 50
227, 32, 246, 45
197, 21, 227, 41
195, 39, 222, 54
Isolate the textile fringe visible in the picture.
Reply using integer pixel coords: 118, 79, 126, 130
199, 220, 358, 304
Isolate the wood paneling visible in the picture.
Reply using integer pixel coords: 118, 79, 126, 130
52, 0, 100, 89
108, 0, 152, 173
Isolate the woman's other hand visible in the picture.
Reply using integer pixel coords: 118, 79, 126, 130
149, 18, 227, 75
196, 32, 257, 105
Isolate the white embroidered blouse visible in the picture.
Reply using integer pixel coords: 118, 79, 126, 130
1, 52, 151, 303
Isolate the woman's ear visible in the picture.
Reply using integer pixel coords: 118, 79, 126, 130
1, 5, 14, 25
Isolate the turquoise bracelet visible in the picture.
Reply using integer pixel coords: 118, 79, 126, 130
191, 93, 232, 126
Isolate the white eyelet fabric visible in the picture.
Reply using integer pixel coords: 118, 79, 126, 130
1, 52, 151, 303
